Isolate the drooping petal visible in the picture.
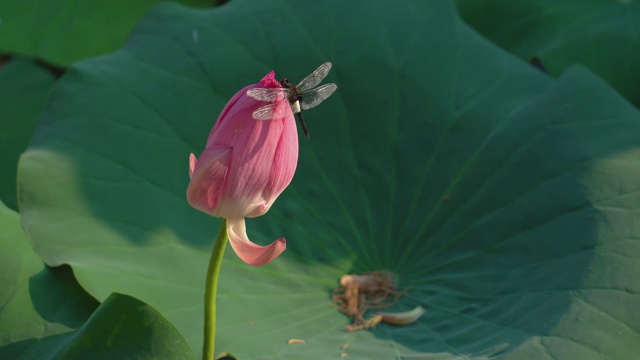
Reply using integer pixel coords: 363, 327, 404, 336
186, 146, 232, 216
226, 218, 286, 266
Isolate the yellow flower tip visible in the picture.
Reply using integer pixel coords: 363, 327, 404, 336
376, 305, 425, 325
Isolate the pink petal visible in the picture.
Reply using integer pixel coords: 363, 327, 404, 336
206, 81, 297, 218
259, 112, 299, 210
186, 146, 232, 216
188, 153, 197, 179
226, 218, 286, 266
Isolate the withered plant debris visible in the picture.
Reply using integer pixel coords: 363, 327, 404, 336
332, 271, 412, 331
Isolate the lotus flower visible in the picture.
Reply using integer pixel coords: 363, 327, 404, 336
187, 71, 298, 266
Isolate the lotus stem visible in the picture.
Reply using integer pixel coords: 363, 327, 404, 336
203, 219, 228, 360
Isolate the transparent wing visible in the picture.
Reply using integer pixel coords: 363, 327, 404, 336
296, 62, 332, 92
252, 104, 278, 120
252, 102, 292, 120
246, 88, 290, 102
299, 83, 337, 110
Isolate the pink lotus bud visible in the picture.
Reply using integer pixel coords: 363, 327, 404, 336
187, 71, 298, 266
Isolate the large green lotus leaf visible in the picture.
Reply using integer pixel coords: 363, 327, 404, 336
17, 0, 640, 358
0, 200, 97, 359
52, 292, 195, 360
0, 0, 213, 67
455, 0, 640, 108
0, 201, 194, 359
0, 57, 56, 210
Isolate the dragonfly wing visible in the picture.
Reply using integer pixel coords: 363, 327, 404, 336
296, 62, 332, 92
252, 101, 292, 120
246, 88, 289, 102
252, 104, 277, 120
300, 83, 337, 110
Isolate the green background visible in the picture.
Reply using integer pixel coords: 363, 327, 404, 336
2, 0, 639, 359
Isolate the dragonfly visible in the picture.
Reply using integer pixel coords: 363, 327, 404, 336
246, 62, 337, 139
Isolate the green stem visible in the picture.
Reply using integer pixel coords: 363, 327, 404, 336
203, 219, 228, 360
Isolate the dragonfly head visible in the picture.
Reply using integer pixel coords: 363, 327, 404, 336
279, 78, 292, 87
